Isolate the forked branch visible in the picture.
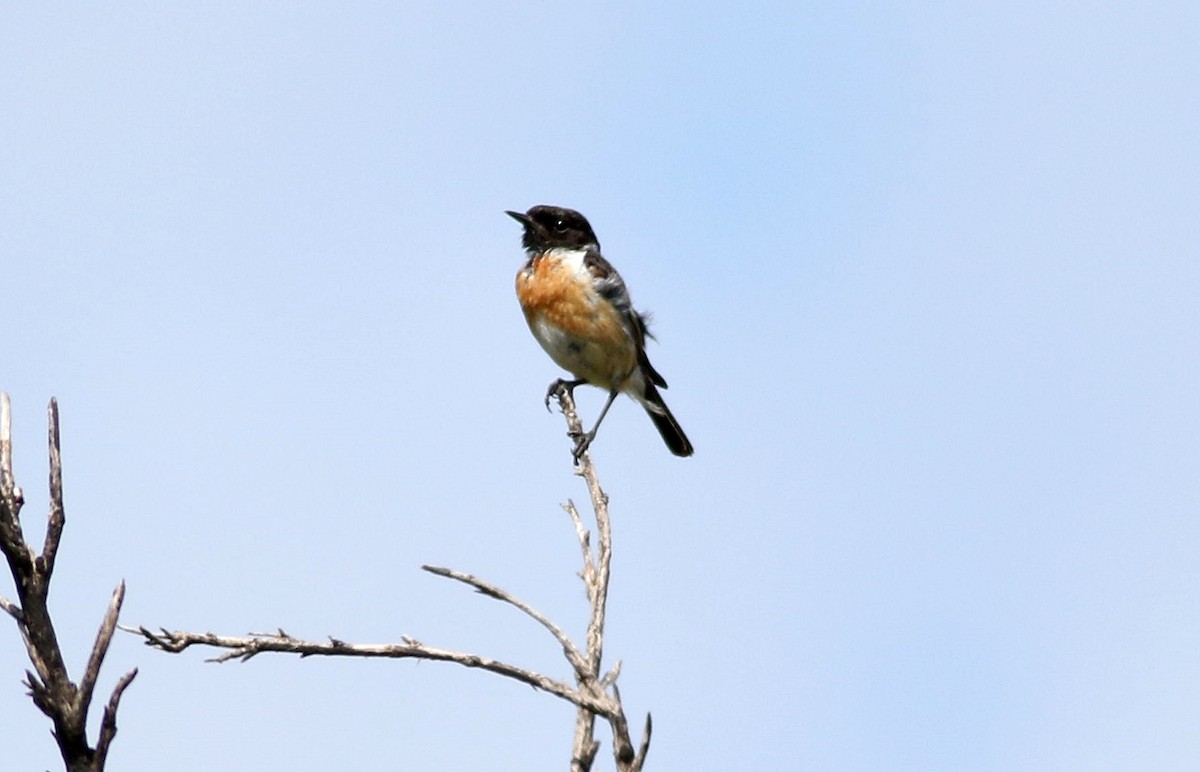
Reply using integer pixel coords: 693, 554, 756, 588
0, 394, 138, 772
129, 387, 651, 771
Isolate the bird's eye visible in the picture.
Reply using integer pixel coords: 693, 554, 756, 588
552, 219, 568, 232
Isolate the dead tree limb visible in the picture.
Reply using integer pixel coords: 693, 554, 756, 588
128, 387, 651, 770
0, 394, 138, 772
554, 385, 651, 772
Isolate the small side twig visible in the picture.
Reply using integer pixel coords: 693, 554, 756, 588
93, 667, 138, 769
420, 564, 588, 674
0, 394, 138, 771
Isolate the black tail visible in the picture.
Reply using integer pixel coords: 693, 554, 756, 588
643, 383, 693, 457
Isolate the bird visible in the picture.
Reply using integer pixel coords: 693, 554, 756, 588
507, 205, 693, 459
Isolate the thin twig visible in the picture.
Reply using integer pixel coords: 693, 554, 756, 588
552, 387, 611, 676
78, 582, 126, 721
633, 713, 653, 771
562, 499, 596, 597
578, 462, 610, 677
40, 399, 65, 577
420, 564, 588, 674
93, 668, 138, 769
608, 681, 637, 766
0, 593, 22, 622
552, 390, 605, 772
565, 487, 602, 772
0, 394, 33, 573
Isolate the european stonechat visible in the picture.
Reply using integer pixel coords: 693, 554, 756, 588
507, 205, 693, 459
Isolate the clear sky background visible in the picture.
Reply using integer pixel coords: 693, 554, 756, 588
2, 3, 1198, 770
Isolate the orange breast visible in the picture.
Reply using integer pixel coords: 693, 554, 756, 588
516, 253, 637, 387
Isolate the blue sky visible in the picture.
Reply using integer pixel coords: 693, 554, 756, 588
2, 3, 1198, 769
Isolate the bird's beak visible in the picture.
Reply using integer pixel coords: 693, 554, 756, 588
505, 210, 532, 227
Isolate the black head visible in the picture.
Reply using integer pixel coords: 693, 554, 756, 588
505, 205, 600, 252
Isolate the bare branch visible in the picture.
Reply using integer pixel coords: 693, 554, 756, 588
92, 668, 138, 770
545, 385, 656, 771
421, 564, 589, 676
550, 388, 613, 673
562, 499, 596, 595
570, 707, 600, 772
0, 394, 137, 770
547, 391, 607, 771
576, 455, 611, 677
78, 582, 126, 720
0, 593, 22, 622
123, 625, 615, 715
123, 381, 653, 769
633, 713, 653, 771
24, 668, 53, 716
40, 398, 65, 577
607, 681, 635, 766
0, 393, 33, 573
601, 659, 622, 688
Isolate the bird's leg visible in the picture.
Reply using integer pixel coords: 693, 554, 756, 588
572, 389, 620, 461
544, 377, 588, 412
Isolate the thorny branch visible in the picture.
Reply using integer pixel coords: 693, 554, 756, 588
129, 387, 651, 771
0, 394, 138, 772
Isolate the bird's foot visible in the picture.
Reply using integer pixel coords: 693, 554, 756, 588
569, 429, 596, 462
